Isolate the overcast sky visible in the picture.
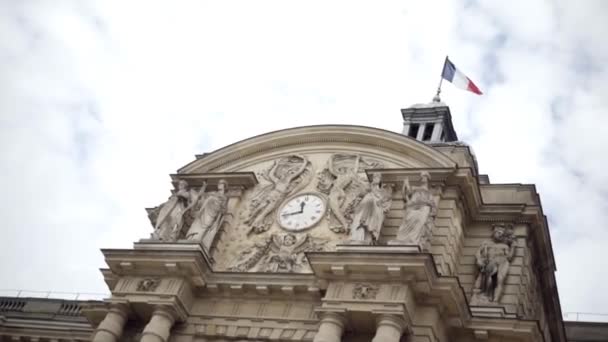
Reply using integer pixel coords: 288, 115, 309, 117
1, 0, 607, 319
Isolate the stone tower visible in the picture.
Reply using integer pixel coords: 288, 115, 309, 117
401, 102, 458, 143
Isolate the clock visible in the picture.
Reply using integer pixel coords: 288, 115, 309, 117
277, 193, 327, 232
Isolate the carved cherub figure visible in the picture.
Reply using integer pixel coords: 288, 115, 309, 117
262, 234, 309, 273
227, 233, 327, 273
472, 224, 516, 303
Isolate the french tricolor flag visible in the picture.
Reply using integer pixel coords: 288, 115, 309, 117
441, 57, 483, 95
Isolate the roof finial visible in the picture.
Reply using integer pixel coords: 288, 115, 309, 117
432, 91, 441, 103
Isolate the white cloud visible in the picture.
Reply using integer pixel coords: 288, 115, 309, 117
0, 0, 607, 315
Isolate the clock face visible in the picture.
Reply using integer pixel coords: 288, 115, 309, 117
278, 193, 326, 232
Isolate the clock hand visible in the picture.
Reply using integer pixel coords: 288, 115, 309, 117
281, 210, 303, 217
282, 201, 308, 217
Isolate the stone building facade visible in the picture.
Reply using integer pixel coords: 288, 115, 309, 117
1, 103, 604, 342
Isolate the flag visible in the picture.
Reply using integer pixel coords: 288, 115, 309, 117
441, 57, 483, 95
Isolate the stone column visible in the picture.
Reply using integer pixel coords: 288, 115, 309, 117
371, 314, 407, 342
313, 312, 347, 342
92, 304, 129, 342
430, 121, 443, 142
140, 306, 177, 342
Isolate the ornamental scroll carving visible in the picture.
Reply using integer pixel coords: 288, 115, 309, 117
471, 224, 516, 305
389, 172, 437, 250
243, 155, 313, 234
147, 179, 229, 251
228, 233, 327, 273
316, 154, 383, 235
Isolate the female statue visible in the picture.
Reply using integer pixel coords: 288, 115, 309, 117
393, 172, 436, 249
186, 179, 229, 250
152, 180, 197, 241
348, 172, 393, 244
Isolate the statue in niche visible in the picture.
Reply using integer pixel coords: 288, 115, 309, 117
150, 180, 201, 241
185, 179, 229, 250
228, 233, 327, 273
347, 172, 393, 244
244, 155, 312, 234
390, 172, 437, 250
471, 224, 516, 304
316, 154, 383, 233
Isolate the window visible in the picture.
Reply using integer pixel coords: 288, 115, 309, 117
422, 123, 434, 141
408, 124, 420, 138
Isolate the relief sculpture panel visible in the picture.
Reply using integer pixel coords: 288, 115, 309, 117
243, 155, 313, 234
228, 233, 328, 272
189, 151, 409, 272
316, 154, 384, 235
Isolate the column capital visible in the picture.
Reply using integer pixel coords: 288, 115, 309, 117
375, 314, 407, 333
150, 305, 178, 324
92, 303, 129, 342
319, 311, 347, 327
313, 311, 347, 342
107, 303, 130, 319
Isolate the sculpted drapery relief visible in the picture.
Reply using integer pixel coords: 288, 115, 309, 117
347, 172, 393, 245
149, 179, 200, 242
390, 172, 437, 250
316, 154, 384, 235
148, 179, 229, 251
471, 224, 516, 305
228, 233, 327, 273
243, 155, 313, 234
185, 179, 229, 250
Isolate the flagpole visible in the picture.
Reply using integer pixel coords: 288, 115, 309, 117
433, 56, 448, 102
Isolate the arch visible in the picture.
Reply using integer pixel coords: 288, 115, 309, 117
178, 125, 457, 173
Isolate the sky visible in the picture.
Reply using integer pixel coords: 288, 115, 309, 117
0, 0, 607, 319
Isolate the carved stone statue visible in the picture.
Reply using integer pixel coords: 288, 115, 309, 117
150, 180, 201, 241
326, 155, 359, 231
262, 234, 310, 272
390, 172, 436, 249
471, 224, 516, 304
316, 154, 383, 233
244, 155, 311, 234
347, 173, 393, 244
228, 233, 327, 273
185, 179, 229, 250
